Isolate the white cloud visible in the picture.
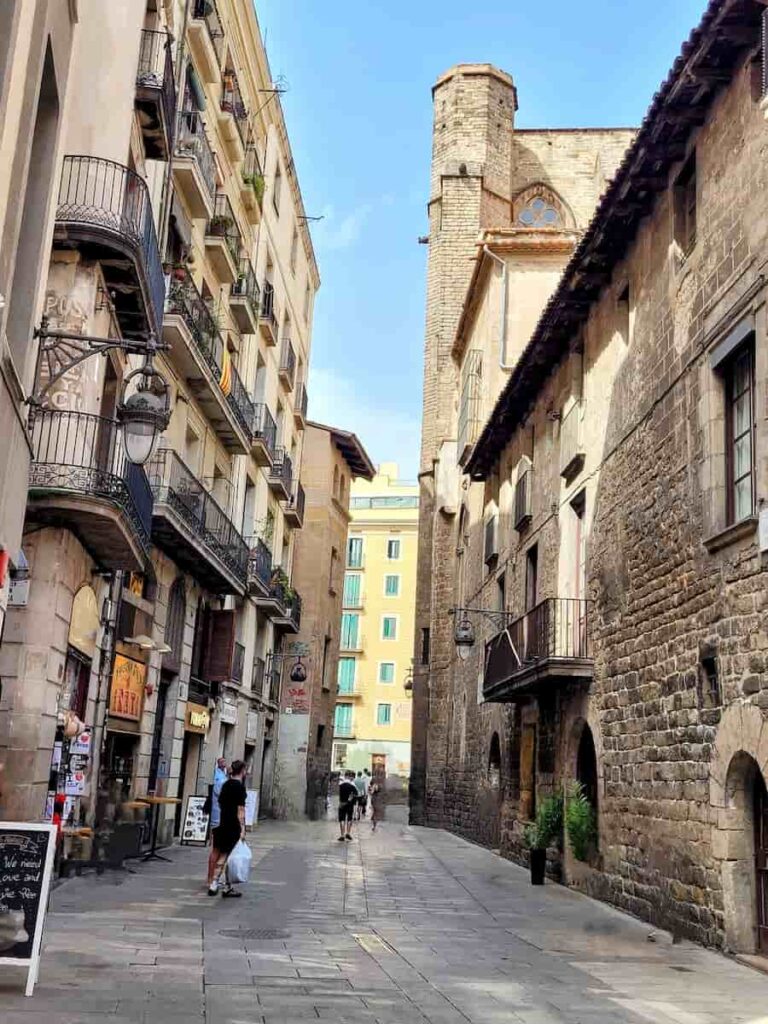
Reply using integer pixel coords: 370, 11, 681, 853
313, 202, 373, 252
307, 366, 420, 480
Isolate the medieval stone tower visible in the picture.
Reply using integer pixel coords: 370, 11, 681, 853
412, 65, 517, 823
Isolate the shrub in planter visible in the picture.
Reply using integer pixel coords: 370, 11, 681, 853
523, 793, 563, 885
565, 781, 597, 862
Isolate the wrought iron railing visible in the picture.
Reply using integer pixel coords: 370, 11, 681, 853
220, 68, 248, 147
231, 258, 260, 313
503, 597, 591, 666
28, 409, 152, 556
286, 481, 305, 521
56, 155, 165, 333
270, 448, 292, 490
279, 339, 296, 388
175, 111, 216, 201
242, 145, 264, 202
165, 265, 225, 375
514, 464, 532, 530
247, 536, 272, 591
148, 449, 249, 584
265, 570, 301, 629
227, 360, 255, 442
252, 656, 265, 695
260, 281, 277, 329
192, 0, 224, 58
265, 653, 282, 704
207, 193, 241, 266
188, 675, 211, 705
295, 382, 308, 420
232, 641, 245, 683
136, 29, 176, 141
251, 403, 277, 457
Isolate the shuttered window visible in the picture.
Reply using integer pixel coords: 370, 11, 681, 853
203, 609, 236, 682
337, 657, 356, 695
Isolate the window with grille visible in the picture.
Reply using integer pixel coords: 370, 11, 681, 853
457, 350, 482, 464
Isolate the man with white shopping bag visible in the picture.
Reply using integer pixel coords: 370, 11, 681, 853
208, 760, 250, 897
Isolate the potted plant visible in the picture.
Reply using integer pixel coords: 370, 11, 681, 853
252, 174, 265, 204
523, 793, 563, 885
209, 214, 233, 237
565, 781, 597, 862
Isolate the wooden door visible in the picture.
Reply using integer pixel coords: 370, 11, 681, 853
755, 772, 768, 954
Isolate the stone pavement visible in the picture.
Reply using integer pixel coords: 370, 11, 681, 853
2, 806, 768, 1023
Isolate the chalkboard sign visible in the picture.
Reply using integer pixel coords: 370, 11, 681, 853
180, 795, 210, 846
0, 822, 56, 996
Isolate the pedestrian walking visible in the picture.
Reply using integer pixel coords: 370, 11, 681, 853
205, 756, 228, 888
337, 770, 357, 841
370, 780, 384, 831
208, 759, 247, 897
353, 770, 367, 820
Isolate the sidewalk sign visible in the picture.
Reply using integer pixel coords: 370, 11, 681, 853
245, 789, 259, 828
0, 822, 57, 996
179, 795, 210, 846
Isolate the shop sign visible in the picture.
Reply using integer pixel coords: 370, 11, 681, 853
180, 795, 210, 845
109, 654, 146, 721
246, 711, 260, 742
219, 699, 237, 725
185, 702, 210, 735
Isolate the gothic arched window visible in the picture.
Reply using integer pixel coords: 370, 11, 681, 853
517, 195, 562, 228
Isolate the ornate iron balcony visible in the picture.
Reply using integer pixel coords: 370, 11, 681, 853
247, 536, 273, 593
284, 481, 305, 527
166, 265, 225, 376
268, 447, 292, 498
207, 193, 242, 267
226, 361, 255, 446
279, 338, 297, 390
135, 29, 176, 160
193, 0, 224, 59
55, 155, 165, 338
251, 403, 277, 461
175, 111, 217, 205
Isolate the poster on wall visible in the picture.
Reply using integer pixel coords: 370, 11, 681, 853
180, 795, 210, 846
245, 790, 259, 828
109, 654, 146, 721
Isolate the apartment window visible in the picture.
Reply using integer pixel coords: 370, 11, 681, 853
384, 574, 400, 597
290, 226, 299, 274
725, 345, 756, 524
525, 544, 538, 611
343, 573, 361, 607
341, 613, 360, 650
337, 657, 356, 695
386, 538, 401, 560
334, 703, 353, 735
382, 616, 398, 640
674, 151, 697, 256
376, 703, 392, 726
347, 536, 363, 568
272, 164, 282, 215
379, 662, 395, 684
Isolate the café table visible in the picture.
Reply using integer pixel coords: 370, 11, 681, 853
137, 796, 181, 863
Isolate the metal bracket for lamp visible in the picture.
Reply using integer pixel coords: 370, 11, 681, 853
449, 606, 515, 662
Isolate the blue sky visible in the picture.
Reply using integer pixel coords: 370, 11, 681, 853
257, 0, 706, 479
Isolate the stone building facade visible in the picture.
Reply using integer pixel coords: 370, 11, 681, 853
272, 422, 373, 820
0, 0, 321, 845
417, 0, 768, 955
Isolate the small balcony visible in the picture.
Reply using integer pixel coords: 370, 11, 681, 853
560, 401, 586, 479
27, 409, 152, 572
240, 145, 264, 221
135, 29, 176, 161
272, 582, 301, 633
293, 382, 308, 429
218, 69, 248, 163
283, 481, 305, 528
163, 266, 250, 453
174, 111, 216, 218
514, 463, 532, 531
265, 653, 282, 705
268, 448, 292, 500
252, 568, 301, 632
229, 258, 260, 334
247, 537, 273, 596
250, 403, 277, 467
188, 675, 212, 705
55, 155, 165, 339
251, 656, 266, 697
259, 281, 278, 345
278, 339, 296, 391
483, 598, 593, 702
205, 194, 241, 284
148, 448, 249, 595
336, 684, 363, 699
188, 0, 224, 83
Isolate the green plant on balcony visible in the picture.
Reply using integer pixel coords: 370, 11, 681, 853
270, 566, 296, 604
209, 213, 233, 236
241, 172, 265, 204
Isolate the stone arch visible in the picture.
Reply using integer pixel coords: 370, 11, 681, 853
512, 183, 576, 230
710, 702, 768, 952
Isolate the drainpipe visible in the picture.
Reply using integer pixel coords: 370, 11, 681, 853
483, 246, 514, 370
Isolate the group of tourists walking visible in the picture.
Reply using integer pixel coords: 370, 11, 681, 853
337, 768, 383, 840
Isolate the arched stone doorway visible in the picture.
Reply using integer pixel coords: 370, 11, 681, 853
576, 723, 599, 825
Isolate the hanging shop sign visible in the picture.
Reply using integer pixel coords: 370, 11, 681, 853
109, 654, 146, 721
219, 699, 237, 726
185, 702, 210, 735
0, 822, 57, 997
179, 795, 210, 846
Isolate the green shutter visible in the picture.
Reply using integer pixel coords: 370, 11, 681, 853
337, 657, 356, 694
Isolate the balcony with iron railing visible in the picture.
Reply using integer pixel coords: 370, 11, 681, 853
27, 409, 152, 572
483, 597, 593, 702
189, 0, 224, 83
514, 463, 533, 531
163, 266, 250, 453
293, 382, 308, 428
55, 155, 165, 339
283, 481, 305, 528
268, 447, 292, 499
250, 403, 277, 467
247, 536, 273, 595
205, 194, 241, 283
135, 29, 176, 161
174, 111, 216, 218
251, 656, 266, 696
278, 339, 296, 391
219, 68, 248, 161
560, 401, 586, 479
147, 448, 249, 595
271, 575, 301, 633
259, 281, 278, 345
240, 144, 264, 219
265, 653, 282, 705
230, 257, 260, 334
188, 675, 212, 705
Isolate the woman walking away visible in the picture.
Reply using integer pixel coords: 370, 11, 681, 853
370, 779, 384, 832
208, 760, 247, 897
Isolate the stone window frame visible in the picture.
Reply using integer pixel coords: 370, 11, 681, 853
512, 183, 575, 231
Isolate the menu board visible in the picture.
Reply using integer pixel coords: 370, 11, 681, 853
180, 795, 210, 846
0, 822, 56, 996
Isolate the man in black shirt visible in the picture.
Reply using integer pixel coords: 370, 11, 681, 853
338, 770, 357, 842
208, 759, 247, 896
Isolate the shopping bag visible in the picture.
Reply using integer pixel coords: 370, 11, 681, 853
226, 840, 252, 884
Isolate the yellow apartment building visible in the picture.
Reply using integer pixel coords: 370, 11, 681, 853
333, 463, 418, 786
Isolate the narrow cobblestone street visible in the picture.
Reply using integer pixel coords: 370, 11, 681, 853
1, 809, 767, 1024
